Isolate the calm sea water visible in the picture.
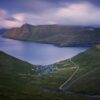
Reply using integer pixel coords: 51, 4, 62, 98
0, 36, 88, 65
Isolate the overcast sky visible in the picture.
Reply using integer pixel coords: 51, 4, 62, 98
0, 0, 100, 28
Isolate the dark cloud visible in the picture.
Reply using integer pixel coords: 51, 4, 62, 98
0, 0, 100, 14
47, 0, 100, 5
0, 0, 100, 28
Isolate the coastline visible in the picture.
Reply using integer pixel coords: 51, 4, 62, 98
3, 36, 94, 48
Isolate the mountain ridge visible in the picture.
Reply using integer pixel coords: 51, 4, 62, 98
0, 28, 9, 35
4, 24, 100, 47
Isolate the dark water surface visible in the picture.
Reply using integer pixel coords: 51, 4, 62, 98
0, 36, 88, 65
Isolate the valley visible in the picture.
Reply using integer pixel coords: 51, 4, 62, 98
0, 45, 100, 100
0, 0, 100, 100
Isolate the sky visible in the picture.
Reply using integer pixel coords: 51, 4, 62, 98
0, 0, 100, 28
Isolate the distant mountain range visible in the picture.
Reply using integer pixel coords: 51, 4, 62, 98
4, 24, 100, 47
0, 29, 9, 35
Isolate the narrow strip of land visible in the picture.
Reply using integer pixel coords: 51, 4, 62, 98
59, 59, 79, 90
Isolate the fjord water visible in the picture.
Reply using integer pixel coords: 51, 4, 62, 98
0, 36, 88, 65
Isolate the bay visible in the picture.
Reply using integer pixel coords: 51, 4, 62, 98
0, 36, 88, 65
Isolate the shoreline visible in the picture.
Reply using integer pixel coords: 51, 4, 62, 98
3, 36, 94, 48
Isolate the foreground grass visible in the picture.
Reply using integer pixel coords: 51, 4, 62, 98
0, 47, 100, 100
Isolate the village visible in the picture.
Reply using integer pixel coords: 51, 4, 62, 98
36, 64, 58, 74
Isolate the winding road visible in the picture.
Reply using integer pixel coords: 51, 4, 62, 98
65, 67, 100, 90
58, 59, 100, 99
59, 59, 79, 90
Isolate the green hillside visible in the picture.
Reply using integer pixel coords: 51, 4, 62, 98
55, 46, 100, 96
67, 46, 100, 94
0, 48, 100, 100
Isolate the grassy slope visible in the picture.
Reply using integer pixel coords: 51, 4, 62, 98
56, 46, 100, 95
0, 49, 100, 100
66, 47, 100, 95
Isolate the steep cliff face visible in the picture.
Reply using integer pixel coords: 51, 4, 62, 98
4, 24, 33, 40
4, 24, 100, 46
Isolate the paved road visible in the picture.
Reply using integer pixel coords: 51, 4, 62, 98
59, 59, 79, 90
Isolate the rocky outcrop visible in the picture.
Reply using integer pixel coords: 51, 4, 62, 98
4, 24, 100, 47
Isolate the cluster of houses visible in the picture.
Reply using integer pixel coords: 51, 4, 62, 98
36, 64, 58, 74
